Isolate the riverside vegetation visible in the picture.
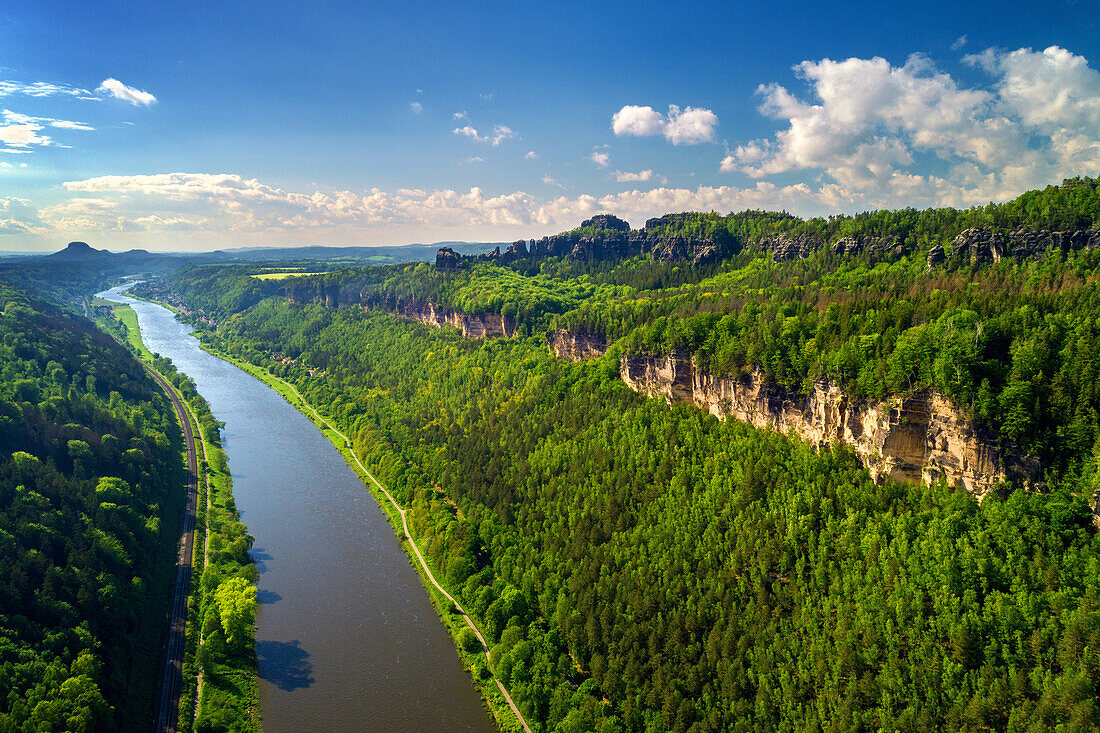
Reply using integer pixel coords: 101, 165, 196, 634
97, 301, 259, 733
146, 178, 1100, 732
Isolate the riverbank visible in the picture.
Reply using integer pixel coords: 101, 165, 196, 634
96, 302, 261, 732
198, 344, 529, 733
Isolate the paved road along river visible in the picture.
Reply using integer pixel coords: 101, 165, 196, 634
100, 284, 495, 733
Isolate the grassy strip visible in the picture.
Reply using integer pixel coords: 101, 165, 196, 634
96, 304, 261, 732
204, 345, 524, 733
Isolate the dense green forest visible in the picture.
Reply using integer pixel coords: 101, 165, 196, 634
150, 179, 1100, 732
0, 284, 186, 731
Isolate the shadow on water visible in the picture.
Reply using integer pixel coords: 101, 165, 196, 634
250, 548, 272, 573
257, 639, 314, 691
257, 589, 282, 605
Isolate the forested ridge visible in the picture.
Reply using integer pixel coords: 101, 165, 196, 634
149, 178, 1100, 732
0, 283, 186, 730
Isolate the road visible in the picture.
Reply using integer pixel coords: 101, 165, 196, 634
147, 363, 199, 733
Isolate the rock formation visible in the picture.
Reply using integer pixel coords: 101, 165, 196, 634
619, 351, 1040, 496
546, 330, 609, 361
930, 227, 1100, 269
436, 214, 728, 268
395, 299, 518, 338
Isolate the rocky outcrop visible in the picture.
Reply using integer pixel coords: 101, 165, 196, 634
547, 330, 608, 361
437, 214, 729, 268
942, 227, 1100, 266
620, 351, 1039, 497
397, 299, 517, 338
832, 235, 905, 259
756, 234, 824, 261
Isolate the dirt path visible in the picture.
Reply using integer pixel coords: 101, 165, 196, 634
266, 371, 533, 733
146, 365, 199, 733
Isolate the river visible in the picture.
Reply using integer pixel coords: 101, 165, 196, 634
99, 284, 496, 733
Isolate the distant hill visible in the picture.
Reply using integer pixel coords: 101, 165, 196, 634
47, 241, 114, 261
207, 241, 502, 263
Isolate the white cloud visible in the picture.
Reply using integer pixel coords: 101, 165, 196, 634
452, 123, 515, 146
590, 150, 610, 167
726, 47, 1100, 200
614, 169, 653, 182
611, 104, 718, 144
0, 197, 42, 234
0, 123, 50, 148
11, 164, 1083, 245
49, 119, 95, 130
664, 105, 719, 144
612, 105, 666, 136
453, 111, 467, 120
524, 150, 538, 159
463, 156, 484, 164
542, 175, 564, 188
97, 78, 156, 106
48, 172, 870, 236
952, 35, 968, 51
0, 81, 93, 99
410, 102, 423, 114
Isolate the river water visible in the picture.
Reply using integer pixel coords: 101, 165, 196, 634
99, 284, 495, 733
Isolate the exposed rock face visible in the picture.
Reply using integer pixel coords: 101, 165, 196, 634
397, 299, 518, 338
547, 330, 608, 361
947, 227, 1100, 264
756, 234, 824, 261
832, 235, 906, 259
926, 244, 946, 270
620, 351, 1039, 496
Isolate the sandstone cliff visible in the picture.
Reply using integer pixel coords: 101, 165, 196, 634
397, 299, 518, 338
546, 330, 609, 361
618, 351, 1039, 496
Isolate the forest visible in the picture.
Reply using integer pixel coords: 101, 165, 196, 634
151, 178, 1100, 731
0, 283, 186, 731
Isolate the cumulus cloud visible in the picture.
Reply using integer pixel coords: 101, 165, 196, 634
612, 104, 718, 144
726, 46, 1100, 201
0, 197, 43, 234
410, 102, 423, 114
590, 150, 610, 167
454, 111, 468, 120
614, 169, 653, 182
97, 78, 156, 106
452, 123, 515, 145
524, 150, 538, 159
15, 164, 1072, 244
612, 105, 666, 136
43, 171, 878, 238
542, 175, 564, 188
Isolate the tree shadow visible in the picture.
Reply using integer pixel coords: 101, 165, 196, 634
257, 639, 314, 691
256, 589, 281, 604
250, 547, 272, 572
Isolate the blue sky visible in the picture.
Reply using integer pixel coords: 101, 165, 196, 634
1, 0, 1098, 251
